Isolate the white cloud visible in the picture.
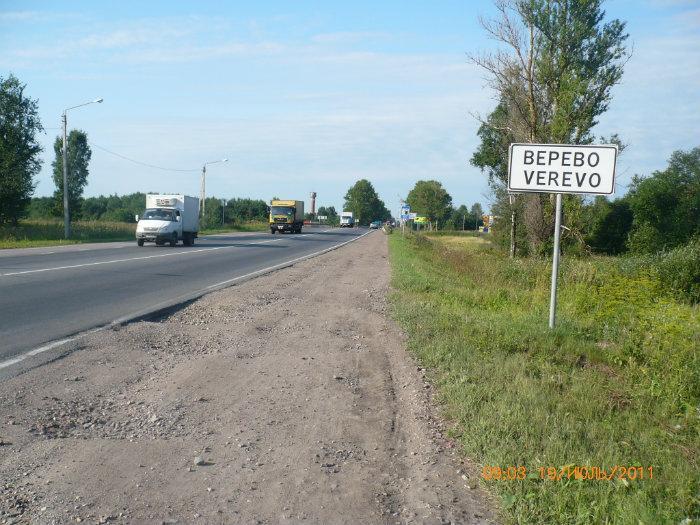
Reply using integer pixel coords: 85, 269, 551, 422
310, 31, 391, 44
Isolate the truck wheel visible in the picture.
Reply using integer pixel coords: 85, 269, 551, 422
182, 233, 190, 246
271, 229, 276, 234
170, 233, 177, 247
137, 239, 144, 247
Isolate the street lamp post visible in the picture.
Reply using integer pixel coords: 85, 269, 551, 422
200, 158, 228, 217
62, 98, 103, 239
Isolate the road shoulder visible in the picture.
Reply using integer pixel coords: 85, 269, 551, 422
0, 231, 495, 524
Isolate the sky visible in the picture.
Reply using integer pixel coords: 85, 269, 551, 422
1, 0, 699, 216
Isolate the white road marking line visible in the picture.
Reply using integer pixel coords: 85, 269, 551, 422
0, 328, 103, 370
0, 230, 371, 371
205, 230, 372, 289
0, 237, 289, 277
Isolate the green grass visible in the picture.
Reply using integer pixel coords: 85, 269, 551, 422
0, 219, 270, 248
200, 221, 269, 234
388, 233, 699, 524
0, 220, 136, 248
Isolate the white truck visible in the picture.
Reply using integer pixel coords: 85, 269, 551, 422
340, 211, 355, 228
135, 194, 199, 247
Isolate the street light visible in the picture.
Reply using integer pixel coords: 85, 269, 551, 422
200, 158, 228, 216
62, 98, 103, 239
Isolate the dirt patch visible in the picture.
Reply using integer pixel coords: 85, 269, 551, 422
0, 232, 495, 524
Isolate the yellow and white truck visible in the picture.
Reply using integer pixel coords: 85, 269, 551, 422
269, 199, 305, 234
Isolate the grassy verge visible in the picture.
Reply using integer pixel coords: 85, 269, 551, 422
0, 220, 136, 249
0, 220, 270, 249
388, 233, 699, 524
200, 221, 269, 235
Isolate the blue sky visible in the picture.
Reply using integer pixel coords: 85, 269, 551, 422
1, 0, 699, 216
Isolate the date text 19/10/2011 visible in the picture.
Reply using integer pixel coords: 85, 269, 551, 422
482, 465, 654, 482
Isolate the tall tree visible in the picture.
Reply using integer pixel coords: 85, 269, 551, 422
405, 180, 453, 225
471, 0, 629, 254
52, 130, 92, 220
0, 74, 43, 225
626, 147, 700, 253
343, 179, 390, 225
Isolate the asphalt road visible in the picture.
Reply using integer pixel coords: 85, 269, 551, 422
0, 226, 369, 362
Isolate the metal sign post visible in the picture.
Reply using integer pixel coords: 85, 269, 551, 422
549, 193, 563, 328
507, 143, 618, 328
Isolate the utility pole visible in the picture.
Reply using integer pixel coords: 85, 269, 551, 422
200, 158, 228, 217
62, 112, 69, 239
200, 165, 206, 216
509, 194, 517, 258
61, 98, 103, 239
462, 214, 465, 231
221, 199, 226, 226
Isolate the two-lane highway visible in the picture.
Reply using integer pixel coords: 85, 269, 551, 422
0, 226, 369, 362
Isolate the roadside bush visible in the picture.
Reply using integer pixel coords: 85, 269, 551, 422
618, 237, 700, 304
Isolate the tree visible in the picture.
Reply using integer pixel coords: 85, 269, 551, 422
52, 130, 92, 220
0, 74, 43, 225
406, 180, 453, 225
343, 179, 390, 225
449, 204, 470, 230
471, 0, 629, 254
586, 199, 633, 254
626, 147, 700, 253
317, 205, 339, 225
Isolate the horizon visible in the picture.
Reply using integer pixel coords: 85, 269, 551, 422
2, 0, 699, 216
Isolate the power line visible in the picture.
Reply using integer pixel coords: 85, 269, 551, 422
88, 141, 199, 173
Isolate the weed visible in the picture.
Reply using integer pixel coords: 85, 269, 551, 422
389, 233, 699, 524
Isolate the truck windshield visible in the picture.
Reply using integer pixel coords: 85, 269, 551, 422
142, 208, 175, 221
270, 206, 294, 216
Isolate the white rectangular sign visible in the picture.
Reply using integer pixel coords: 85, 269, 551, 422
508, 143, 617, 195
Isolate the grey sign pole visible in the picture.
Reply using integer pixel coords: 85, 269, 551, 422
548, 193, 563, 328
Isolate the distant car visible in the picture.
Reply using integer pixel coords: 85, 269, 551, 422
369, 220, 382, 229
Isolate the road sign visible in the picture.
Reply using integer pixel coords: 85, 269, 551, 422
408, 212, 417, 220
508, 142, 619, 329
508, 143, 618, 195
414, 216, 428, 224
317, 215, 327, 220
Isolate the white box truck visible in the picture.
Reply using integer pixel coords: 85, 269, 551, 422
135, 194, 199, 247
340, 211, 355, 228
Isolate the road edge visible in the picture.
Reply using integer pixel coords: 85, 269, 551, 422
0, 230, 374, 376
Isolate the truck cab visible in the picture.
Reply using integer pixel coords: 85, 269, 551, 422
270, 200, 304, 234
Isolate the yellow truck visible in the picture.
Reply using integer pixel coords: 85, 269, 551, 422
269, 199, 305, 234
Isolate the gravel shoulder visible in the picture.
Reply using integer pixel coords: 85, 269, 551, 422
0, 231, 495, 524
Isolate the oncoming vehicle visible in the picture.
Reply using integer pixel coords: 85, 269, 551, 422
270, 199, 305, 234
135, 194, 199, 247
369, 220, 382, 229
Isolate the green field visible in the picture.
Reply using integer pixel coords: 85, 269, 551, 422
388, 232, 699, 524
0, 220, 269, 249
